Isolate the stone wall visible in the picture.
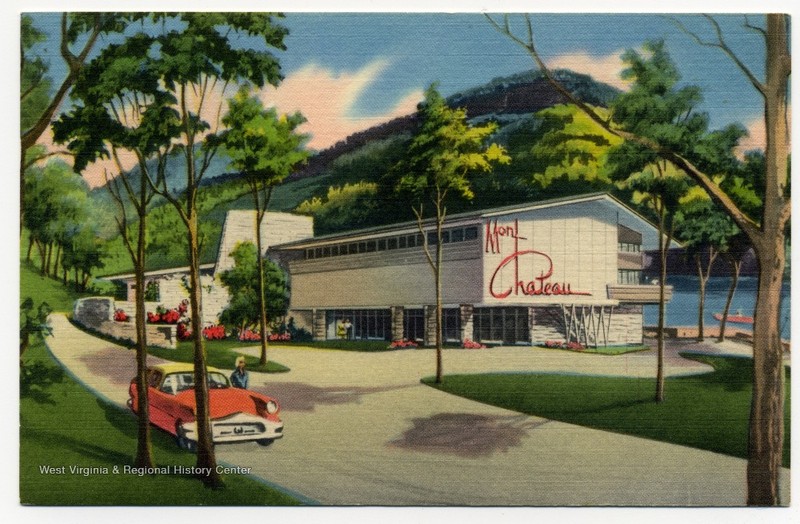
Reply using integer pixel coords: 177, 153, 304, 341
528, 305, 643, 346
73, 297, 177, 349
390, 306, 405, 342
312, 309, 327, 341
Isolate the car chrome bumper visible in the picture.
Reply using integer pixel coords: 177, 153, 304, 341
180, 412, 284, 444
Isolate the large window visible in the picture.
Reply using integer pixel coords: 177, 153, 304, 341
617, 269, 642, 285
473, 307, 529, 345
442, 308, 461, 342
326, 309, 391, 341
403, 309, 425, 342
304, 225, 480, 260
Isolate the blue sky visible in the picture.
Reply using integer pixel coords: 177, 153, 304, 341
25, 12, 776, 179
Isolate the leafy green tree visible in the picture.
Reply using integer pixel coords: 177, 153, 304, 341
23, 160, 92, 277
604, 41, 707, 402
295, 182, 379, 234
490, 14, 790, 504
219, 242, 289, 334
393, 84, 509, 384
516, 104, 621, 194
53, 31, 182, 470
20, 14, 137, 229
219, 87, 308, 366
20, 298, 52, 357
675, 199, 740, 340
133, 13, 289, 488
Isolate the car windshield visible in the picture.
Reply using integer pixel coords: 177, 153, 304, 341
160, 372, 230, 394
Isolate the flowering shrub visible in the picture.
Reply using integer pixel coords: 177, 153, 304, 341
238, 328, 261, 341
388, 339, 418, 349
113, 309, 129, 322
462, 339, 486, 349
544, 340, 584, 351
177, 322, 192, 341
147, 303, 184, 324
268, 333, 291, 342
202, 324, 226, 341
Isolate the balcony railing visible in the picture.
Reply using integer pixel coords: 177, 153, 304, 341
607, 284, 673, 304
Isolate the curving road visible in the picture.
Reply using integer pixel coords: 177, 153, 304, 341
44, 314, 790, 506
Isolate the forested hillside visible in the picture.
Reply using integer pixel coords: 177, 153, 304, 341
95, 69, 626, 276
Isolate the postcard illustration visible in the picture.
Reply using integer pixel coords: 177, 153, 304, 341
18, 12, 791, 507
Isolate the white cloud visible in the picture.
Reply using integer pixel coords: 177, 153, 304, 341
547, 50, 631, 91
260, 60, 423, 150
735, 106, 791, 158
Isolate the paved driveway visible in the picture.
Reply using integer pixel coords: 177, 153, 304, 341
44, 314, 791, 506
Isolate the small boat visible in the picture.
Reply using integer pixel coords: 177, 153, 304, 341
713, 311, 754, 324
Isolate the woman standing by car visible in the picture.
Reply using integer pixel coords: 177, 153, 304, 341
230, 356, 249, 389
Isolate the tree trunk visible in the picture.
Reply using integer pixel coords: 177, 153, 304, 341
133, 208, 155, 468
655, 208, 670, 403
188, 212, 223, 488
36, 240, 46, 275
718, 257, 741, 342
745, 14, 789, 506
695, 246, 717, 342
255, 209, 269, 367
434, 234, 443, 384
746, 240, 786, 505
695, 255, 706, 342
45, 242, 53, 277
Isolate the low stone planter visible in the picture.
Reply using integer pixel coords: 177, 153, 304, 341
73, 297, 177, 349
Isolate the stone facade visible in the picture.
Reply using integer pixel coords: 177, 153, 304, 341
459, 304, 474, 343
390, 306, 405, 342
312, 309, 327, 341
73, 297, 177, 349
423, 305, 437, 347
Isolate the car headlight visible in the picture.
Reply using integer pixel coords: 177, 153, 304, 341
265, 400, 278, 414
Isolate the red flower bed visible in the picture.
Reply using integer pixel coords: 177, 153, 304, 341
202, 324, 226, 341
238, 329, 261, 342
113, 309, 129, 322
462, 339, 486, 349
268, 333, 291, 342
544, 340, 584, 350
147, 303, 184, 325
388, 339, 418, 349
177, 322, 192, 341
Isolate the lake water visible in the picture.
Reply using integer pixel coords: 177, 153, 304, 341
643, 275, 792, 339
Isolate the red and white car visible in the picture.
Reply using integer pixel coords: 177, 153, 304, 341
128, 363, 283, 449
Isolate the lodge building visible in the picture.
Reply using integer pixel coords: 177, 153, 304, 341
106, 192, 671, 348
269, 192, 670, 347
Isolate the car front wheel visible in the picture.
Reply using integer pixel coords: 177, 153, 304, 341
256, 439, 274, 447
175, 423, 197, 452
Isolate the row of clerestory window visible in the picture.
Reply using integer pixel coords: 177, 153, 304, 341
304, 225, 479, 260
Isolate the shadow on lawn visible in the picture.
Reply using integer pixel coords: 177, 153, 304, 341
257, 381, 415, 412
22, 425, 133, 466
20, 361, 65, 405
389, 412, 548, 458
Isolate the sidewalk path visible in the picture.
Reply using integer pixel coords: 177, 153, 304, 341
45, 314, 790, 506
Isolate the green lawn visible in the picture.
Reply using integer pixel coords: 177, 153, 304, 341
423, 352, 790, 467
150, 340, 291, 373
536, 344, 650, 355
274, 339, 396, 352
20, 261, 89, 313
20, 338, 302, 505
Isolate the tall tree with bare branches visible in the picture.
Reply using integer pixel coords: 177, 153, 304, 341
219, 87, 309, 366
488, 13, 790, 505
53, 32, 181, 470
392, 85, 509, 383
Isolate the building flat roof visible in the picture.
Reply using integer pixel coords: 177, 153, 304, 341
102, 263, 216, 282
271, 192, 662, 250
